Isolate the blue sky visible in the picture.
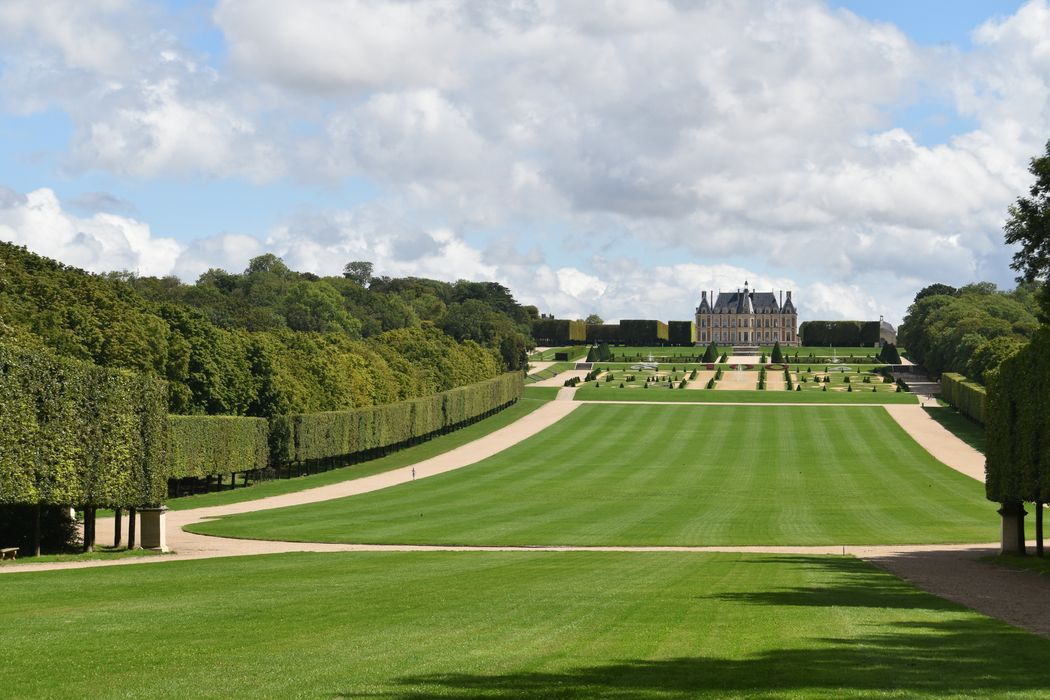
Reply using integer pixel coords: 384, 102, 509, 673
0, 0, 1046, 324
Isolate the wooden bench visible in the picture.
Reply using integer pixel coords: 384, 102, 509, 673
0, 547, 17, 561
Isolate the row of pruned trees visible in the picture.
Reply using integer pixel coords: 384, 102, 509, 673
0, 338, 523, 555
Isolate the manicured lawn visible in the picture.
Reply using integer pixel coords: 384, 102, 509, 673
523, 386, 560, 401
4, 551, 1049, 698
924, 407, 986, 453
610, 346, 734, 362
192, 404, 991, 546
528, 346, 586, 361
573, 387, 918, 403
526, 361, 577, 383
163, 396, 550, 511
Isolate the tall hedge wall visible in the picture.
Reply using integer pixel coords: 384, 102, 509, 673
271, 372, 523, 464
940, 373, 987, 425
668, 321, 697, 346
800, 320, 880, 347
0, 342, 168, 507
985, 331, 1050, 504
586, 324, 622, 344
168, 416, 269, 479
620, 320, 669, 346
532, 319, 587, 345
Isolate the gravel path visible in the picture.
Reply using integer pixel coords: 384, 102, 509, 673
883, 404, 985, 481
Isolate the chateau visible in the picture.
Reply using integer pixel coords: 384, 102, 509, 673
695, 282, 799, 347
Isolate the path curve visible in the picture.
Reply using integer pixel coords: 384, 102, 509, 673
883, 404, 985, 481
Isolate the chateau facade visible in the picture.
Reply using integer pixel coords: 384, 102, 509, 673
695, 282, 799, 347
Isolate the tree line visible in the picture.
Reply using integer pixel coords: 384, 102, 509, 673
0, 244, 532, 418
897, 281, 1039, 382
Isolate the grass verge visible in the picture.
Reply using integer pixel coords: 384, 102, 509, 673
3, 551, 1049, 698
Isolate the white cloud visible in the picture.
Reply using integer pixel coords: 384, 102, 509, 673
0, 188, 181, 276
0, 187, 906, 326
3, 0, 1050, 323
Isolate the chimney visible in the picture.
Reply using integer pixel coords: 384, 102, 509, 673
779, 290, 783, 309
701, 291, 707, 301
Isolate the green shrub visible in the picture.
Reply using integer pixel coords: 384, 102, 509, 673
878, 343, 902, 364
771, 341, 784, 364
702, 341, 719, 363
706, 378, 715, 389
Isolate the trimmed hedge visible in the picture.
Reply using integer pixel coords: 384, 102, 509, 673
168, 416, 269, 479
0, 342, 168, 508
586, 323, 622, 344
532, 319, 586, 345
799, 320, 880, 347
271, 372, 523, 464
940, 373, 986, 425
620, 320, 669, 346
667, 321, 696, 346
879, 343, 902, 364
986, 329, 1050, 504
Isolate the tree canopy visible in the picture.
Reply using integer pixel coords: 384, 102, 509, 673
897, 282, 1037, 377
0, 243, 531, 417
1004, 139, 1050, 320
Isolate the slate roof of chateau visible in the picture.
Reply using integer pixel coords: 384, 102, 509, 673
711, 290, 783, 313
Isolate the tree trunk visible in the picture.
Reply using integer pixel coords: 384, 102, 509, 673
1037, 502, 1044, 557
113, 507, 123, 548
32, 503, 41, 557
82, 507, 95, 553
1017, 501, 1026, 555
127, 507, 137, 550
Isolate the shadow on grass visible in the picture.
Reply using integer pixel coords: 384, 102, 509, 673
377, 556, 1050, 698
923, 407, 986, 454
708, 555, 959, 612
387, 621, 1050, 698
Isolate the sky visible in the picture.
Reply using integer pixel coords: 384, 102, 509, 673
0, 0, 1046, 326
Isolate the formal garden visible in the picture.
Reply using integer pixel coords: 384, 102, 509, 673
3, 173, 1050, 697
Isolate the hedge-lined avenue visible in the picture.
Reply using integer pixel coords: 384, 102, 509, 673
270, 372, 523, 464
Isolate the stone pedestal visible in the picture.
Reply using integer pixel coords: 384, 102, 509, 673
138, 506, 169, 552
999, 502, 1027, 555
